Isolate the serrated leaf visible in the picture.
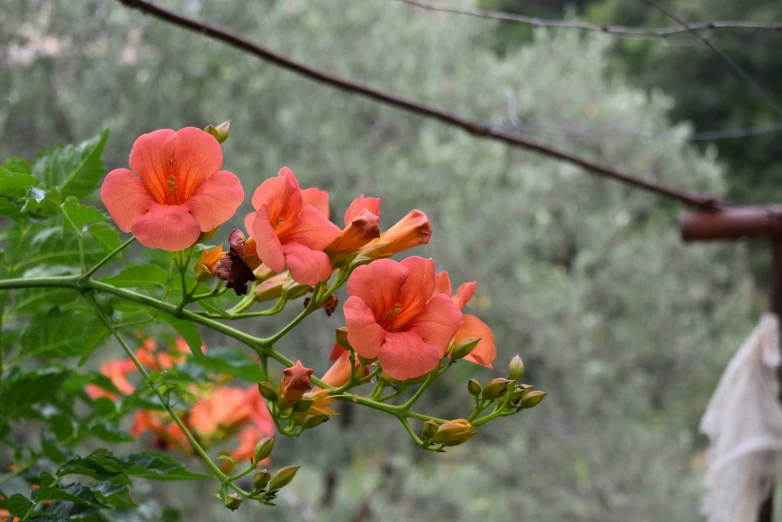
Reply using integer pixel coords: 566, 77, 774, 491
19, 310, 109, 360
14, 224, 107, 272
2, 157, 32, 174
86, 222, 121, 254
102, 264, 169, 289
39, 471, 57, 488
194, 347, 264, 382
157, 312, 204, 359
60, 197, 108, 232
124, 452, 210, 481
57, 451, 130, 483
89, 423, 135, 443
48, 413, 76, 441
32, 130, 109, 199
41, 435, 69, 463
7, 493, 33, 517
11, 287, 76, 315
196, 299, 231, 318
0, 169, 38, 199
62, 373, 120, 397
0, 366, 71, 418
36, 484, 108, 508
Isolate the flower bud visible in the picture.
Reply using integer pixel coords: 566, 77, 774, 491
302, 415, 329, 429
268, 466, 300, 490
451, 337, 481, 360
520, 390, 547, 409
508, 355, 524, 381
194, 245, 225, 283
196, 227, 219, 244
432, 419, 477, 446
422, 420, 438, 440
335, 327, 352, 351
481, 378, 513, 401
280, 360, 314, 403
253, 469, 271, 491
283, 278, 311, 300
254, 436, 275, 463
204, 121, 231, 144
292, 397, 314, 413
258, 382, 279, 402
510, 387, 525, 405
224, 494, 242, 511
467, 379, 482, 397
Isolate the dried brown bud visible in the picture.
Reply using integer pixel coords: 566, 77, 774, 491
215, 229, 256, 295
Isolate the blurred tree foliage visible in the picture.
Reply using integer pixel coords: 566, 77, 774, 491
480, 0, 782, 204
0, 0, 758, 520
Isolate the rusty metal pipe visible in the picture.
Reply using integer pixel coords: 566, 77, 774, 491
679, 206, 782, 242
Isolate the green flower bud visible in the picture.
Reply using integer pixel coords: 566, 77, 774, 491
257, 382, 279, 402
253, 469, 271, 491
292, 397, 314, 413
520, 390, 547, 409
508, 354, 524, 381
451, 337, 481, 360
253, 436, 275, 463
269, 466, 300, 491
204, 121, 231, 144
510, 387, 525, 405
481, 378, 513, 401
432, 419, 477, 446
335, 327, 352, 351
422, 420, 438, 440
224, 494, 242, 511
277, 396, 292, 411
302, 415, 329, 429
467, 379, 482, 397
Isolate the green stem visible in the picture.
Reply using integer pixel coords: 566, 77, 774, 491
83, 237, 136, 278
226, 293, 256, 315
402, 369, 438, 410
85, 295, 230, 484
259, 283, 324, 346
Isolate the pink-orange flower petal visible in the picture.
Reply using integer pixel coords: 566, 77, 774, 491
378, 331, 442, 380
360, 210, 432, 259
395, 257, 436, 327
187, 170, 245, 231
277, 205, 341, 250
281, 243, 333, 286
251, 205, 286, 273
344, 195, 381, 226
454, 314, 496, 368
453, 281, 477, 311
130, 202, 202, 252
102, 127, 243, 251
249, 168, 340, 284
302, 187, 330, 218
407, 294, 464, 357
100, 169, 155, 232
344, 296, 388, 359
346, 258, 409, 318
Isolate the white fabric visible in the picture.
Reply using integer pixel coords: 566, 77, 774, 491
700, 313, 782, 522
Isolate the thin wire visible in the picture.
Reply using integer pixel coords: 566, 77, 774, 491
644, 0, 782, 118
503, 88, 782, 142
384, 0, 782, 37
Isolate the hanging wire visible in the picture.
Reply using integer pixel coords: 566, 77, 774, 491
503, 88, 782, 142
383, 0, 782, 38
644, 0, 782, 118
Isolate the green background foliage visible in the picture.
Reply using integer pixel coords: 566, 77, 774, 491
1, 0, 774, 520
